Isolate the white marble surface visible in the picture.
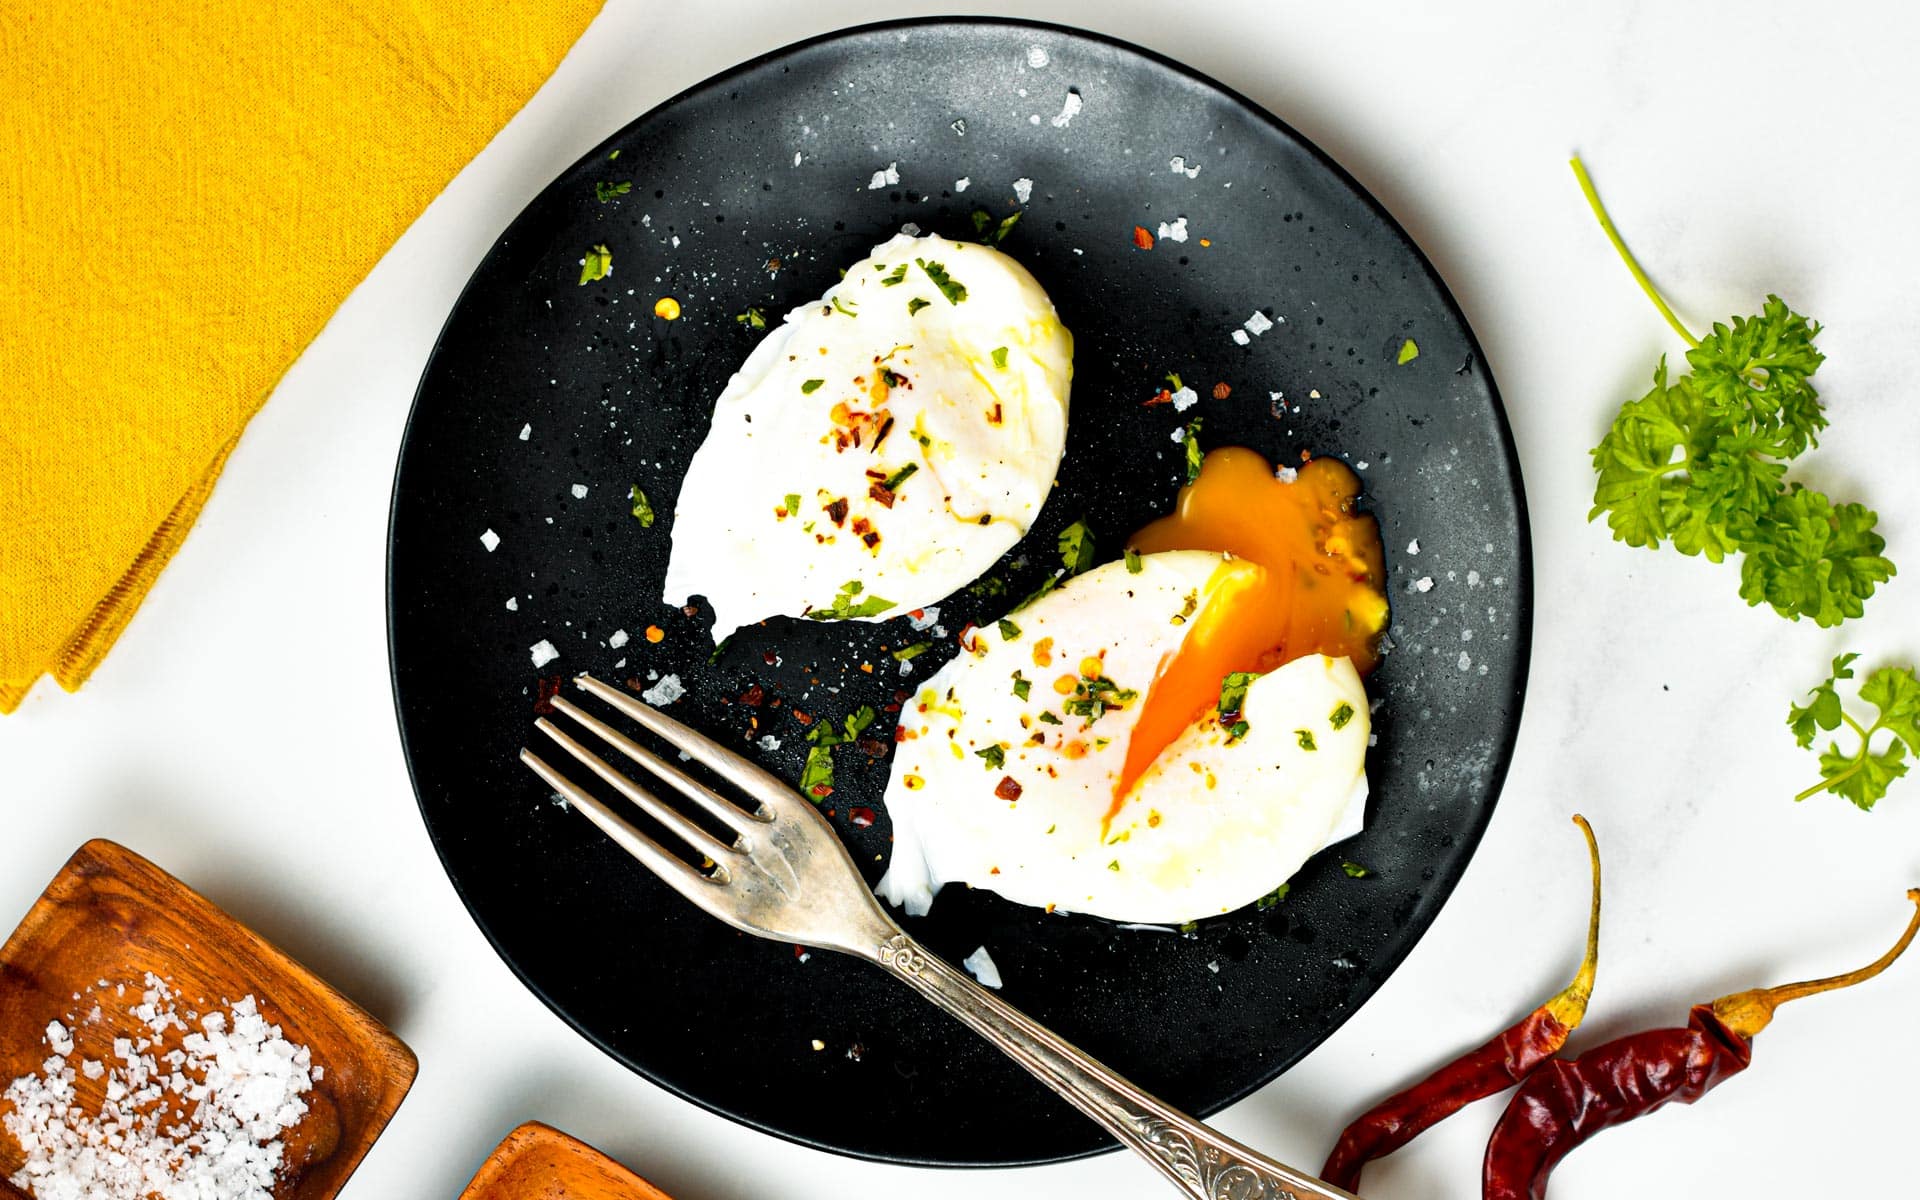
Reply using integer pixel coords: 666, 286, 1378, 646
5, 1, 1919, 1196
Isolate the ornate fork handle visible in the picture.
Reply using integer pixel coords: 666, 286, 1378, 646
871, 933, 1358, 1200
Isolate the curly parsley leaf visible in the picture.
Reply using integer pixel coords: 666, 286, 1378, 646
1791, 657, 1916, 810
1575, 156, 1893, 625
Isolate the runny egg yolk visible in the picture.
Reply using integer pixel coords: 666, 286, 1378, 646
1113, 446, 1388, 815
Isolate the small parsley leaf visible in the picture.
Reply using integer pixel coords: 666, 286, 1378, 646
800, 379, 826, 394
1792, 656, 1917, 810
628, 485, 655, 527
907, 297, 931, 316
594, 180, 632, 202
976, 744, 1007, 770
991, 346, 1010, 369
1058, 520, 1096, 575
1124, 547, 1143, 574
578, 244, 612, 285
915, 258, 967, 304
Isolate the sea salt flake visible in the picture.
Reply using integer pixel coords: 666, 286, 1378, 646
570, 484, 588, 499
1169, 386, 1199, 412
1169, 155, 1201, 179
1244, 311, 1274, 335
1027, 45, 1049, 68
1411, 577, 1434, 594
1231, 329, 1251, 346
909, 605, 942, 631
1049, 89, 1083, 128
505, 597, 518, 611
868, 162, 900, 189
962, 946, 1004, 989
479, 529, 500, 552
1275, 466, 1299, 483
1458, 651, 1473, 671
954, 177, 970, 192
642, 674, 686, 706
518, 424, 531, 441
1012, 177, 1034, 204
1407, 539, 1421, 555
1156, 215, 1188, 242
529, 639, 559, 668
758, 735, 782, 751
607, 629, 630, 649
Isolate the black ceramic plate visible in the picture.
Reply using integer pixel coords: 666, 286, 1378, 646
389, 17, 1529, 1167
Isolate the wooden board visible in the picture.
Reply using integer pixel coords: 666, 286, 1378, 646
0, 839, 417, 1197
460, 1123, 675, 1200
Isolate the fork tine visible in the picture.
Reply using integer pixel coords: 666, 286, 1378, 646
519, 749, 730, 906
550, 693, 766, 839
574, 675, 803, 814
533, 718, 740, 869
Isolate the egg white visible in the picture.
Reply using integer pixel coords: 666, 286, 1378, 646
664, 232, 1073, 641
876, 551, 1370, 925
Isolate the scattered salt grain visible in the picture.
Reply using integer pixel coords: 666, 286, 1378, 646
1049, 89, 1083, 128
1458, 651, 1473, 671
1231, 329, 1251, 346
758, 735, 781, 751
642, 674, 686, 706
1156, 216, 1189, 243
518, 424, 531, 441
529, 639, 559, 668
505, 597, 518, 611
1410, 577, 1434, 594
908, 606, 941, 631
1026, 45, 1049, 68
1244, 311, 1274, 336
1406, 539, 1420, 555
44, 1022, 72, 1056
1012, 177, 1033, 204
962, 946, 1003, 989
479, 529, 500, 552
868, 162, 900, 190
570, 484, 588, 500
1169, 386, 1199, 412
1169, 155, 1201, 179
954, 177, 970, 192
1467, 570, 1482, 587
1275, 466, 1299, 483
793, 152, 802, 167
607, 629, 630, 649
1171, 427, 1187, 444
900, 222, 921, 237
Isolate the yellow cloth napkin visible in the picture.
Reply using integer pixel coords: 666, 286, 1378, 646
0, 0, 605, 713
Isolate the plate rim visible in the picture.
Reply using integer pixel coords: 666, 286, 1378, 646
385, 12, 1534, 1168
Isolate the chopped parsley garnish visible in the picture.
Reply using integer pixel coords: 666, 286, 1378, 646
1124, 547, 1143, 574
970, 208, 1022, 244
1058, 519, 1096, 575
736, 306, 767, 330
783, 493, 801, 517
578, 244, 612, 285
880, 263, 908, 286
1226, 720, 1251, 743
807, 579, 897, 621
1218, 671, 1258, 718
975, 744, 1007, 770
1107, 860, 1121, 872
1296, 729, 1318, 751
799, 705, 878, 798
1011, 571, 1064, 613
1183, 417, 1204, 483
628, 485, 655, 527
892, 641, 932, 662
800, 378, 826, 394
1255, 884, 1290, 910
1062, 672, 1138, 724
915, 258, 968, 304
594, 180, 632, 202
991, 346, 1009, 369
1342, 861, 1374, 878
1330, 701, 1356, 729
1396, 338, 1420, 365
1037, 711, 1063, 725
1011, 671, 1031, 700
969, 576, 1008, 598
831, 296, 857, 317
996, 618, 1022, 641
906, 297, 931, 317
882, 463, 919, 491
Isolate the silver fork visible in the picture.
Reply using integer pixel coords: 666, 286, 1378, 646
521, 674, 1360, 1200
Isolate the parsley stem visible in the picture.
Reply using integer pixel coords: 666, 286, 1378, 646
1570, 156, 1699, 348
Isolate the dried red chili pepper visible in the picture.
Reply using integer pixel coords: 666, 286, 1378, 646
1321, 815, 1602, 1191
1483, 888, 1920, 1200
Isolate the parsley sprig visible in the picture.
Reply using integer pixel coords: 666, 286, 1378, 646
1576, 156, 1895, 626
1789, 654, 1918, 810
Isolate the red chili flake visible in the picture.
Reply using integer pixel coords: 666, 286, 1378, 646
1212, 382, 1232, 400
826, 497, 849, 526
762, 650, 780, 665
1142, 389, 1173, 407
852, 516, 872, 535
883, 702, 902, 714
892, 690, 909, 703
857, 737, 887, 756
1132, 225, 1154, 249
682, 605, 700, 618
987, 401, 1003, 426
793, 710, 814, 725
793, 943, 806, 957
533, 675, 564, 714
861, 530, 881, 549
849, 806, 877, 828
625, 676, 646, 693
740, 684, 765, 706
809, 783, 833, 797
995, 776, 1023, 800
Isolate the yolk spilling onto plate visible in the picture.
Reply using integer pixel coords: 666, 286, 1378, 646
1113, 446, 1388, 814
